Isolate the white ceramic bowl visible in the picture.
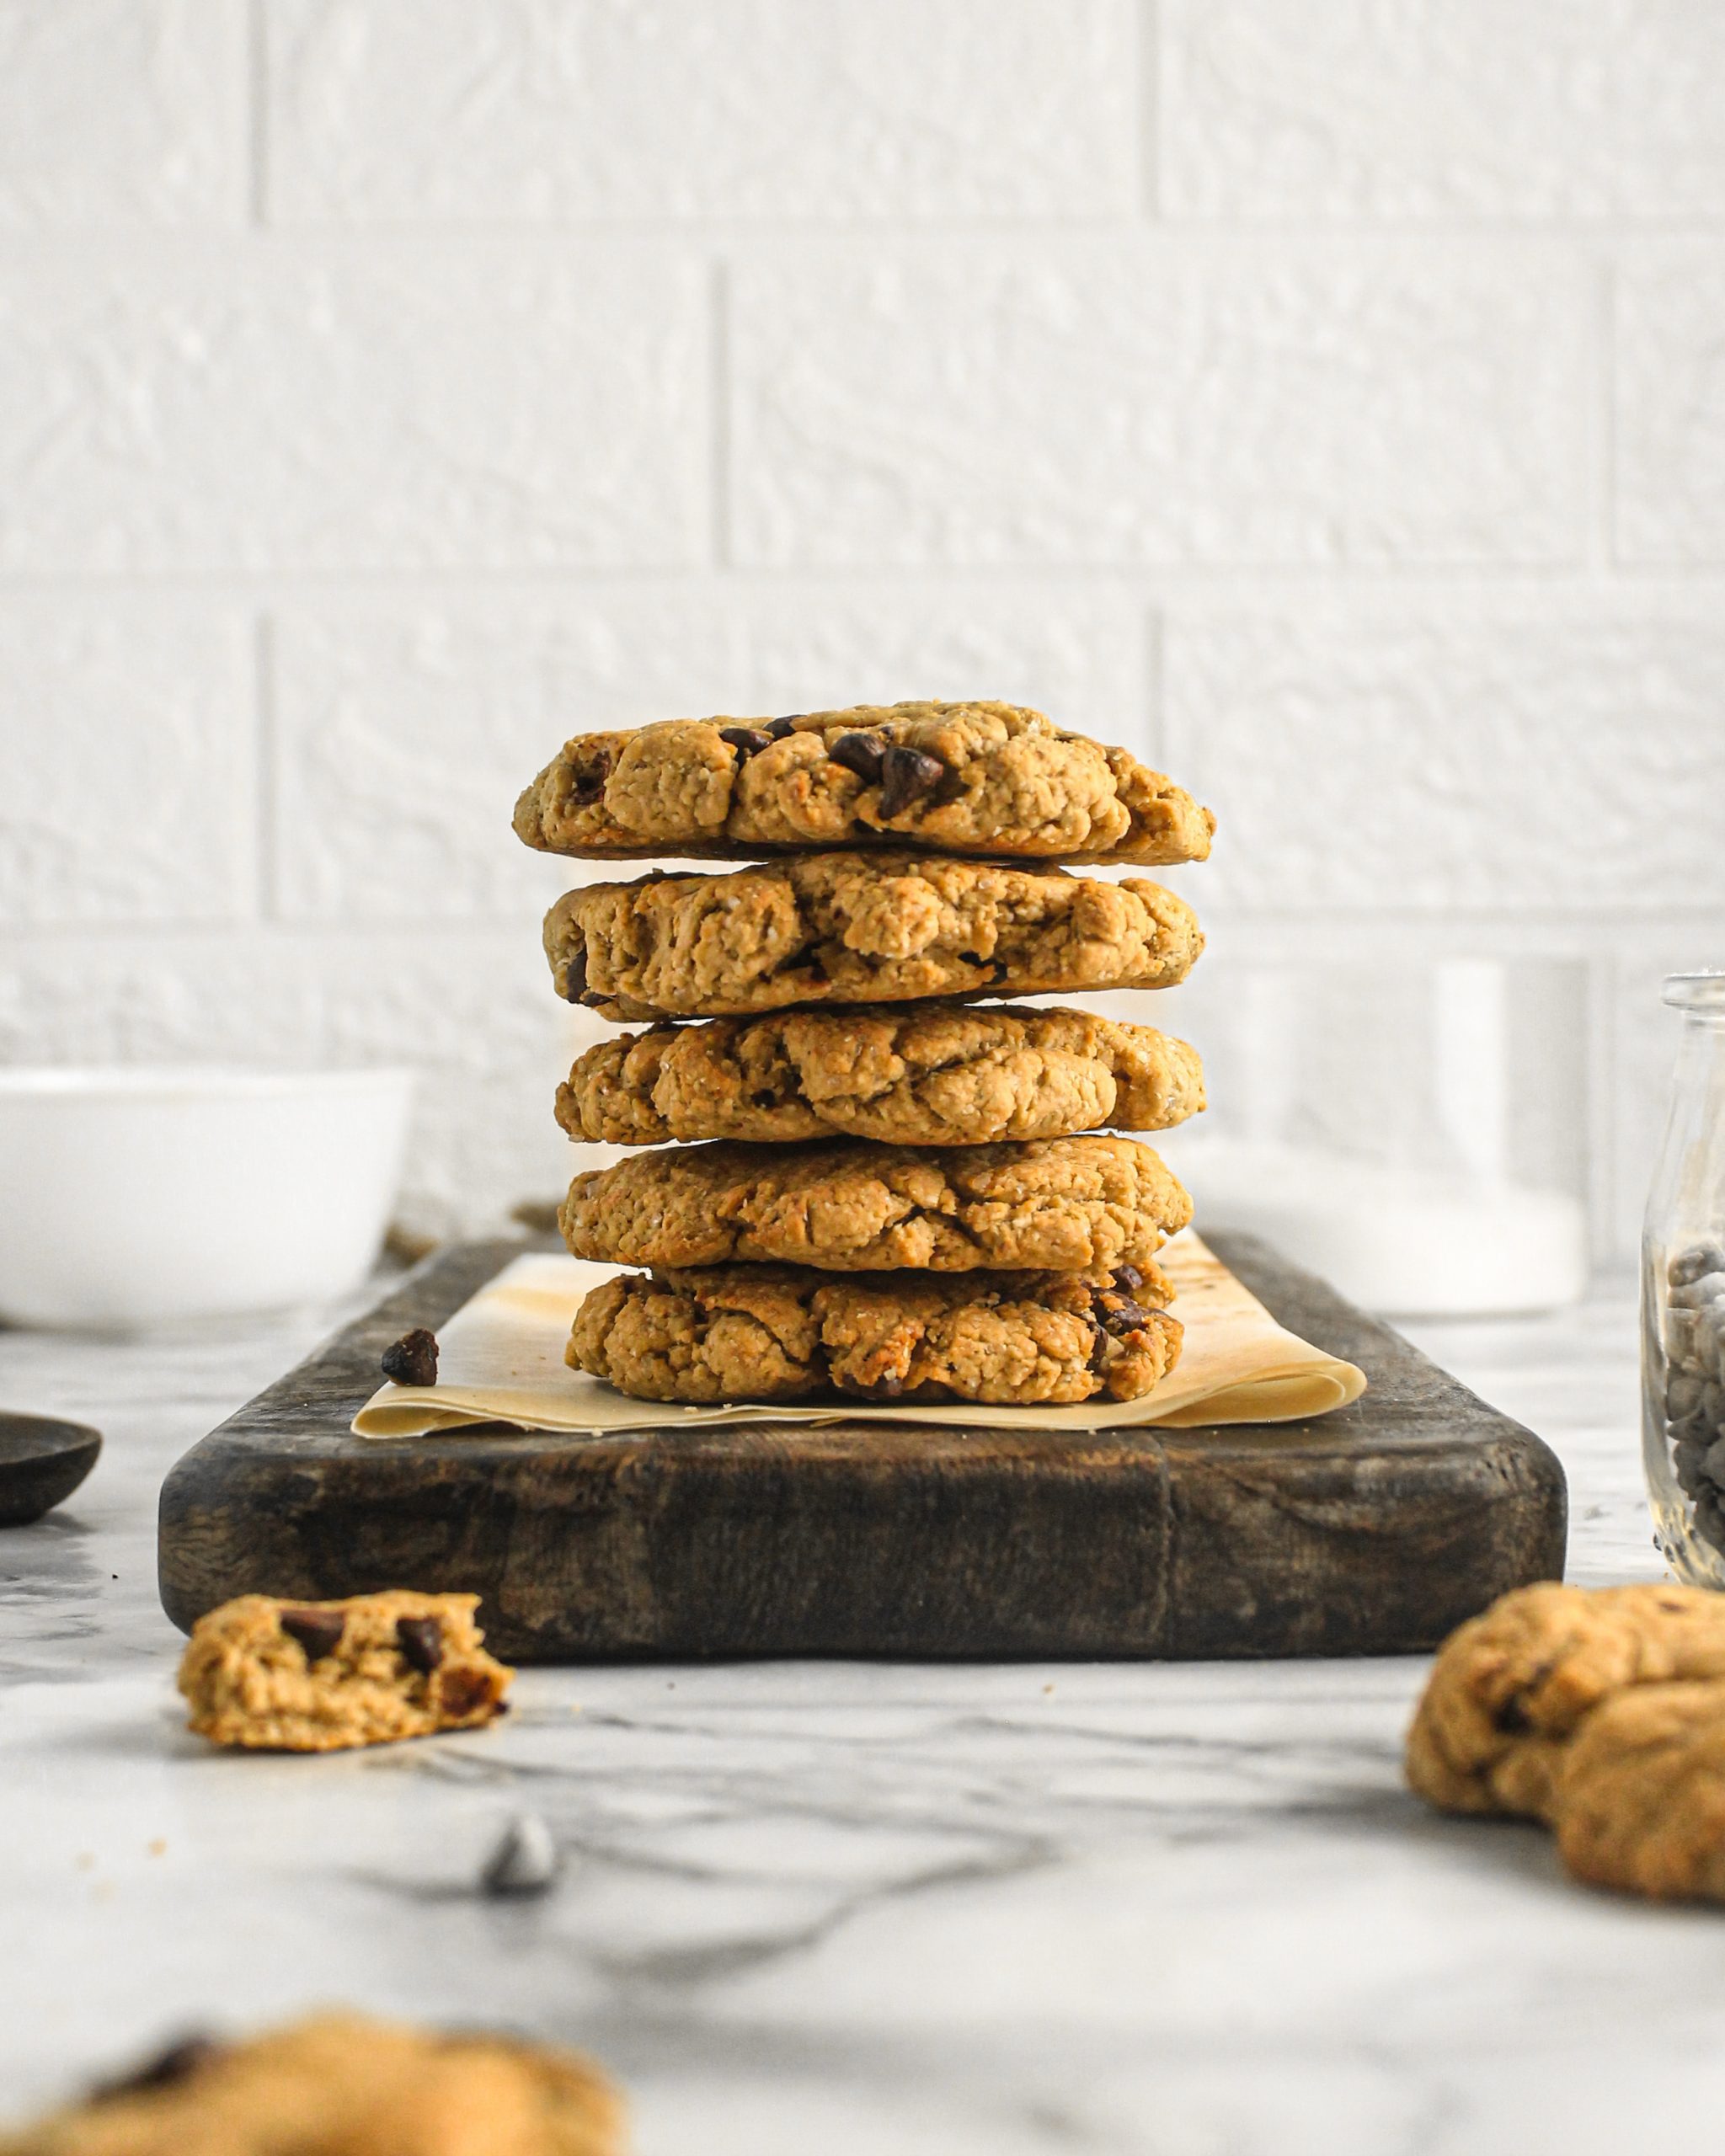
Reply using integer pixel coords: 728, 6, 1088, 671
0, 1067, 416, 1329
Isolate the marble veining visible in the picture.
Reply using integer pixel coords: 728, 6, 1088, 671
0, 1271, 1696, 2154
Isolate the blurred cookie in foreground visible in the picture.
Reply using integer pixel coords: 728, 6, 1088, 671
0, 2011, 622, 2155
569, 1262, 1182, 1406
179, 1591, 512, 1753
557, 1005, 1206, 1150
1406, 1580, 1725, 1823
1552, 1678, 1725, 1900
1407, 1579, 1725, 1903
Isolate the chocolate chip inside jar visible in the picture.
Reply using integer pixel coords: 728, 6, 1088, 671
280, 1608, 345, 1662
1664, 1241, 1725, 1552
1090, 1286, 1153, 1337
381, 1328, 439, 1387
395, 1615, 444, 1674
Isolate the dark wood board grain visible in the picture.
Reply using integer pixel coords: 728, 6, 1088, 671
157, 1234, 1566, 1662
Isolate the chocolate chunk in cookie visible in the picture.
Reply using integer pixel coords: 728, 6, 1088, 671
279, 1608, 345, 1662
395, 1614, 444, 1675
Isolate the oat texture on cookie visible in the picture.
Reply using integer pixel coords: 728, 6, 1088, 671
523, 697, 1210, 1409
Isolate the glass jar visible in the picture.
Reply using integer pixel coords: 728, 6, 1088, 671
1643, 973, 1725, 1586
1119, 953, 1591, 1316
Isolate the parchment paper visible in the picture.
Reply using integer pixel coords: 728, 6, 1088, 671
352, 1231, 1365, 1439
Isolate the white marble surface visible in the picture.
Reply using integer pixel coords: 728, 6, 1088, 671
1, 1269, 1705, 2154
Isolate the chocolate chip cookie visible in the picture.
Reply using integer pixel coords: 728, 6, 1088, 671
569, 1262, 1183, 1406
556, 1003, 1206, 1148
1404, 1581, 1725, 1823
544, 851, 1203, 1020
0, 2013, 622, 2155
514, 699, 1214, 865
178, 1591, 513, 1753
1546, 1679, 1725, 1900
559, 1135, 1191, 1274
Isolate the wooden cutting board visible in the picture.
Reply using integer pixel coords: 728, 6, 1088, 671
157, 1234, 1566, 1662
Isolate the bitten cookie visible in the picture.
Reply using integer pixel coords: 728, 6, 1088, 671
513, 699, 1214, 865
0, 2013, 621, 2156
556, 1004, 1206, 1148
178, 1591, 513, 1753
569, 1262, 1182, 1406
1405, 1581, 1725, 1822
544, 851, 1203, 1020
559, 1135, 1193, 1275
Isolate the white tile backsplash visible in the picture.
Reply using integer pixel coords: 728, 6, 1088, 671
0, 0, 1717, 1248
729, 241, 1587, 568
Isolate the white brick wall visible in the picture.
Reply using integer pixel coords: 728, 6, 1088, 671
1, 0, 1718, 1252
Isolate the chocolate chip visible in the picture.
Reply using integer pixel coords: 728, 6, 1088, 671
396, 1614, 444, 1674
567, 753, 611, 806
481, 1812, 559, 1896
764, 714, 802, 740
562, 945, 589, 1004
719, 726, 772, 758
877, 744, 944, 819
1088, 1322, 1111, 1372
93, 2036, 220, 2100
438, 1667, 498, 1720
860, 1371, 904, 1398
828, 731, 886, 783
1090, 1284, 1152, 1336
1491, 1657, 1554, 1734
1102, 1299, 1151, 1335
1112, 1264, 1144, 1294
381, 1328, 439, 1386
280, 1607, 344, 1661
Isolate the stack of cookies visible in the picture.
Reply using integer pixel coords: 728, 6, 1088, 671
513, 700, 1214, 1409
